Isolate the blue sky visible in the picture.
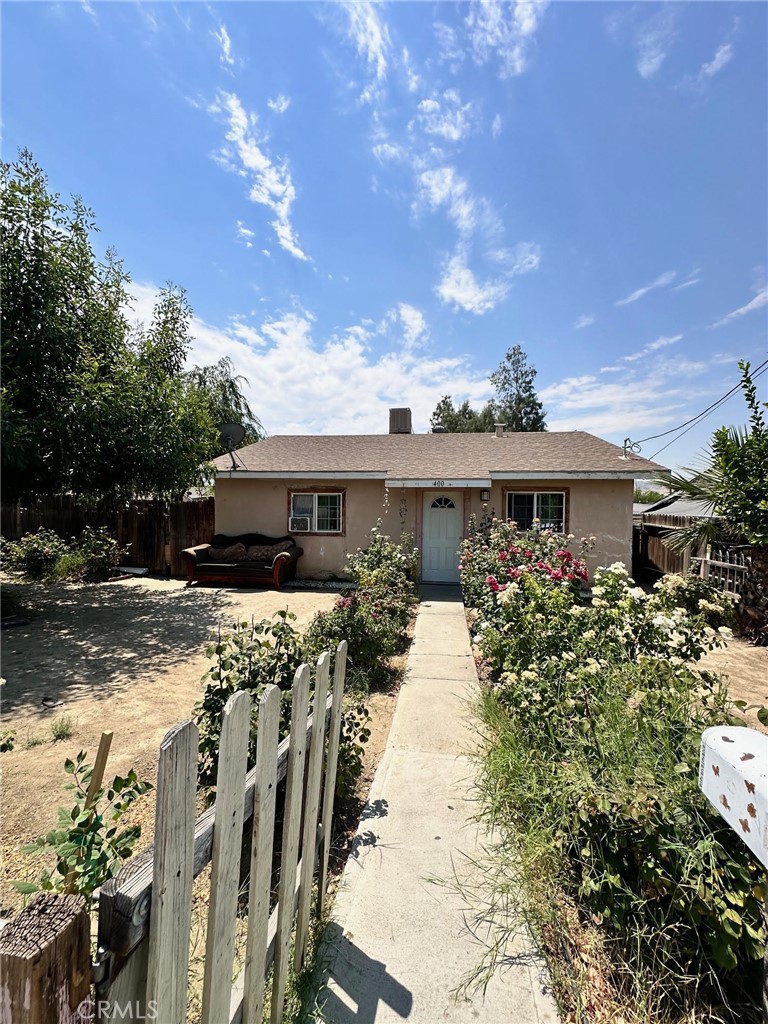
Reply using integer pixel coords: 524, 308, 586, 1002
3, 1, 767, 469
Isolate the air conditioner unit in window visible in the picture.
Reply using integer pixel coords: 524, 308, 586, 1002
289, 516, 311, 533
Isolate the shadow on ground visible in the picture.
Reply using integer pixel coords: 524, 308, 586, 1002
314, 922, 413, 1023
1, 578, 253, 710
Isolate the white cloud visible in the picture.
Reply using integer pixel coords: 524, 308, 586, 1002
126, 283, 492, 434
415, 89, 477, 143
401, 47, 421, 93
615, 270, 676, 306
372, 141, 407, 163
398, 303, 428, 348
209, 91, 309, 262
673, 272, 701, 291
622, 333, 683, 362
80, 1, 97, 20
236, 220, 255, 248
491, 114, 502, 139
416, 166, 482, 237
634, 9, 677, 79
574, 314, 595, 330
212, 22, 235, 69
466, 0, 550, 78
342, 1, 391, 102
699, 42, 733, 79
434, 22, 466, 72
710, 286, 768, 328
267, 94, 291, 114
540, 354, 715, 437
435, 250, 510, 315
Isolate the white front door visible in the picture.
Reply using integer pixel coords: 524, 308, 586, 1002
422, 491, 463, 583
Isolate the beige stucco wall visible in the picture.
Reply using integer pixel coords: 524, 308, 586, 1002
215, 477, 417, 579
214, 476, 632, 580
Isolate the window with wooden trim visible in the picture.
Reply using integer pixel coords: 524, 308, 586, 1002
506, 491, 565, 532
289, 492, 343, 533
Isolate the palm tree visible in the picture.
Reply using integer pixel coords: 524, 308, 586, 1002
657, 362, 768, 645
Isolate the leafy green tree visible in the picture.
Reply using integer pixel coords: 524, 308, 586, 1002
633, 487, 666, 503
186, 357, 265, 455
429, 345, 546, 433
430, 396, 497, 433
489, 344, 547, 432
661, 361, 768, 642
1, 150, 257, 502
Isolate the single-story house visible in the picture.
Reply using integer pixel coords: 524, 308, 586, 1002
211, 409, 665, 583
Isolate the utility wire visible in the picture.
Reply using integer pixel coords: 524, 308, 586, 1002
633, 356, 768, 448
649, 362, 768, 460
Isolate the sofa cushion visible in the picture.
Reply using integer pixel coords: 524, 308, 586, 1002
208, 542, 248, 562
247, 540, 292, 560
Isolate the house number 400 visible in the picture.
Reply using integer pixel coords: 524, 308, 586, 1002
433, 480, 446, 487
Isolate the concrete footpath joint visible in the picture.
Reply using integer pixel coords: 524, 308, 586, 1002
318, 586, 559, 1023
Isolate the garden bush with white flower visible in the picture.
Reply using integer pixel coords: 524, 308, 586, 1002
461, 514, 764, 1020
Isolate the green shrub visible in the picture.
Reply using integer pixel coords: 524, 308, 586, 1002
195, 612, 305, 790
71, 526, 126, 579
3, 528, 68, 579
15, 750, 152, 908
3, 525, 126, 582
194, 613, 371, 805
303, 592, 400, 690
50, 715, 74, 742
462, 521, 764, 1015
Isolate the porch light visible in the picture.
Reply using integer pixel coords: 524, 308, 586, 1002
480, 489, 490, 502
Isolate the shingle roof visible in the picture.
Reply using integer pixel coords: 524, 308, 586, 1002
213, 431, 664, 479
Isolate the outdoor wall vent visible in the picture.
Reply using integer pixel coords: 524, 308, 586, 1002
389, 408, 413, 434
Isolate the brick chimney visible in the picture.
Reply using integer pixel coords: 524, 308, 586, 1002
389, 408, 413, 434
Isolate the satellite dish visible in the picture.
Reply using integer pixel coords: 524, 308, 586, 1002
218, 423, 246, 469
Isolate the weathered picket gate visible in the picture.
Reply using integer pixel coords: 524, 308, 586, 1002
0, 641, 347, 1024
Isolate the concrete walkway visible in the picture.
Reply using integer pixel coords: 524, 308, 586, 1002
318, 586, 559, 1024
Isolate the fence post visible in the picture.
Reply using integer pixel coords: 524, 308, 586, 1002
0, 893, 91, 1024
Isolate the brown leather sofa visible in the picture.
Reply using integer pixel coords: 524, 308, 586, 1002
181, 533, 304, 590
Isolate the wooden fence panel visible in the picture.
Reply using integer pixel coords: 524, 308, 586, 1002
241, 685, 281, 1024
201, 692, 251, 1024
295, 652, 331, 970
318, 641, 348, 914
270, 665, 310, 1024
146, 721, 198, 1024
1, 496, 215, 576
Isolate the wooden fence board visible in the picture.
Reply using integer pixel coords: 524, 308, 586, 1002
295, 652, 331, 969
242, 685, 281, 1024
99, 696, 333, 961
318, 641, 348, 915
146, 721, 198, 1024
1, 496, 215, 575
270, 665, 310, 1024
201, 692, 251, 1024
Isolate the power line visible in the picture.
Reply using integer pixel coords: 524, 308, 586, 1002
648, 362, 768, 460
632, 356, 768, 448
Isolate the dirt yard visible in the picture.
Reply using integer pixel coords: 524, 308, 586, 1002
700, 634, 768, 733
0, 575, 343, 913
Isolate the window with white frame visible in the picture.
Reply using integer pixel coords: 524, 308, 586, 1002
289, 492, 343, 533
506, 491, 565, 532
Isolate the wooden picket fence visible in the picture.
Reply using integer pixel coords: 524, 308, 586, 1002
0, 641, 348, 1024
697, 545, 748, 600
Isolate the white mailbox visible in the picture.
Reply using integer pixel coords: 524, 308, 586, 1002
699, 726, 768, 868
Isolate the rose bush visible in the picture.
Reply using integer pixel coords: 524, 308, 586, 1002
461, 517, 763, 1017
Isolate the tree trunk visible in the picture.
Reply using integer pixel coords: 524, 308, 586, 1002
736, 545, 768, 645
